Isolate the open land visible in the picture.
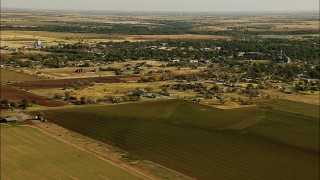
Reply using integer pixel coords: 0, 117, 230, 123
1, 9, 319, 180
0, 124, 142, 180
38, 100, 319, 180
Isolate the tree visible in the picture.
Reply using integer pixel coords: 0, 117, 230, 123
219, 99, 225, 105
54, 93, 63, 99
145, 87, 153, 93
64, 91, 71, 100
80, 97, 86, 104
210, 85, 221, 93
246, 84, 254, 90
20, 98, 31, 109
0, 99, 9, 105
10, 102, 19, 108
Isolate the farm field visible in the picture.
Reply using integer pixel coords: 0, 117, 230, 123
16, 75, 140, 89
0, 124, 141, 180
0, 85, 66, 107
40, 100, 320, 180
1, 30, 231, 48
0, 68, 41, 83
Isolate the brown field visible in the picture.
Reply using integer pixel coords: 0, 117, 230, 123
16, 75, 141, 89
0, 85, 66, 107
1, 68, 41, 83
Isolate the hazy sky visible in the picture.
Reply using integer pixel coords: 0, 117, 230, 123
2, 0, 319, 12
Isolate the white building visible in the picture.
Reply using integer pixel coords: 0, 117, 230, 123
34, 40, 42, 49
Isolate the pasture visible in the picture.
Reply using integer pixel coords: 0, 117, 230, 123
40, 100, 320, 180
0, 124, 141, 180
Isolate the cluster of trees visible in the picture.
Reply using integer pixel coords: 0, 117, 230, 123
1, 21, 193, 35
42, 39, 320, 63
3, 39, 319, 71
2, 20, 318, 36
245, 63, 320, 80
0, 99, 32, 109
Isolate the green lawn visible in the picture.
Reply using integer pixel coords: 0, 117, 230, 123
40, 100, 320, 180
0, 124, 141, 180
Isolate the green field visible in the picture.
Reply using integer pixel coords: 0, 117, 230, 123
0, 68, 41, 82
40, 100, 320, 180
0, 124, 141, 180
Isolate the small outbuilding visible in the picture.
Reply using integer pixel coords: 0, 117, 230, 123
1, 117, 19, 123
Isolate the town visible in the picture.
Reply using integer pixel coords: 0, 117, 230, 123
1, 7, 319, 180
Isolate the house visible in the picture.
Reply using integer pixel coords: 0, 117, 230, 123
214, 47, 222, 51
189, 60, 198, 63
238, 52, 246, 57
170, 59, 180, 63
275, 56, 291, 63
283, 89, 293, 94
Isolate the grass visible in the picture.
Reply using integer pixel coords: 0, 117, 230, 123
0, 124, 141, 180
40, 100, 320, 180
0, 68, 41, 82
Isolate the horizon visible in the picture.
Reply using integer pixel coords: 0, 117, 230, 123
2, 0, 319, 13
2, 7, 319, 15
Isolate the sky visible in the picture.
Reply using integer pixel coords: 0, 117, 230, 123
2, 0, 319, 12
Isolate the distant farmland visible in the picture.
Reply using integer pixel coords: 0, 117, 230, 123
41, 100, 320, 180
1, 125, 141, 180
16, 75, 140, 89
